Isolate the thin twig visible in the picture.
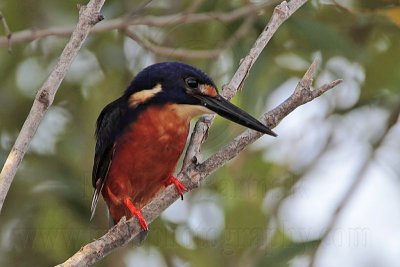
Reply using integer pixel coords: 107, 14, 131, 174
124, 16, 254, 59
0, 2, 271, 47
127, 0, 153, 18
125, 30, 223, 59
0, 11, 12, 52
309, 105, 400, 267
0, 0, 105, 213
185, 0, 204, 14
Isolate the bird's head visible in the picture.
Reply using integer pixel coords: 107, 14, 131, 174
124, 62, 276, 137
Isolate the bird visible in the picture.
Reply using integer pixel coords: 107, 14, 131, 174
90, 61, 277, 233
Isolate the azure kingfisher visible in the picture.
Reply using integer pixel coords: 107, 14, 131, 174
90, 62, 276, 232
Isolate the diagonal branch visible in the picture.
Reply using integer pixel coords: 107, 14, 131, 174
0, 0, 105, 213
196, 64, 342, 176
182, 0, 308, 170
56, 1, 345, 266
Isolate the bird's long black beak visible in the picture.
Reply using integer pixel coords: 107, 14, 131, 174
198, 94, 277, 137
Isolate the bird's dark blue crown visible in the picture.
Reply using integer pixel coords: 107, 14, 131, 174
124, 61, 216, 96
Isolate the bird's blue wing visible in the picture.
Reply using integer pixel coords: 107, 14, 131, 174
91, 97, 126, 220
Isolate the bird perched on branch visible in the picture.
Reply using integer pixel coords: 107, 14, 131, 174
90, 62, 276, 234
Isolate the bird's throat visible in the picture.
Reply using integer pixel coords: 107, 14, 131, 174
169, 104, 214, 121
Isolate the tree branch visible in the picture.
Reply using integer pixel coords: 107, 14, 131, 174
0, 2, 272, 47
182, 0, 307, 172
124, 16, 254, 60
197, 65, 342, 176
0, 11, 12, 52
56, 1, 343, 266
0, 1, 105, 213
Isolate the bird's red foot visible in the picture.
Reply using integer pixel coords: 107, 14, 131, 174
165, 176, 187, 200
123, 198, 148, 231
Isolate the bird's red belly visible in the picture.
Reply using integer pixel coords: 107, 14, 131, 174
102, 104, 189, 223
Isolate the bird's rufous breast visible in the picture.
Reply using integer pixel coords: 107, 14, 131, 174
102, 104, 190, 222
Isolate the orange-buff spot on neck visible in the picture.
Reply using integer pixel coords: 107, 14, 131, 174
200, 84, 218, 97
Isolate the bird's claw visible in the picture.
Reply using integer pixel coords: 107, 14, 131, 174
123, 198, 149, 231
165, 176, 187, 200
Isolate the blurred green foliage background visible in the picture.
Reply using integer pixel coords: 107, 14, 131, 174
1, 0, 400, 266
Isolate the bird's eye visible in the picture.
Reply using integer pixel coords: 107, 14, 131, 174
185, 78, 198, 89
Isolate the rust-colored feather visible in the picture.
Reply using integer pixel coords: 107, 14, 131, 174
102, 104, 189, 223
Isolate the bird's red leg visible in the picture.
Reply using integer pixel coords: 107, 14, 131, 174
165, 176, 187, 200
123, 198, 149, 231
